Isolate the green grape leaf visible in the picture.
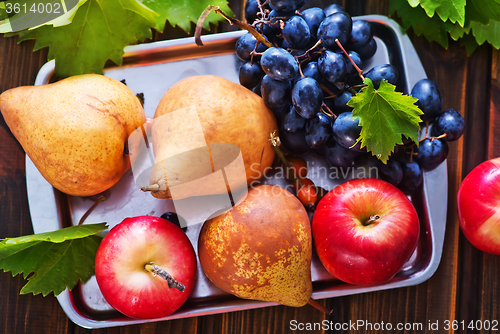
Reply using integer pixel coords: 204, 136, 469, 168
459, 32, 479, 55
390, 0, 453, 48
142, 0, 234, 33
347, 78, 423, 163
418, 0, 466, 26
0, 223, 106, 296
15, 0, 158, 78
471, 19, 500, 48
466, 0, 500, 25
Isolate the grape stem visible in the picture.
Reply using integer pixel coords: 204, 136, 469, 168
335, 38, 365, 81
321, 101, 336, 119
419, 133, 447, 142
196, 6, 272, 48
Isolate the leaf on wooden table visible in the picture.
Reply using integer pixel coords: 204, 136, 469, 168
0, 223, 107, 296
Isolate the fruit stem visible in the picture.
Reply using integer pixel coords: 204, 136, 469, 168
268, 131, 304, 189
78, 195, 105, 225
335, 38, 365, 81
144, 262, 185, 292
363, 214, 381, 226
196, 6, 272, 48
140, 184, 160, 192
308, 298, 333, 315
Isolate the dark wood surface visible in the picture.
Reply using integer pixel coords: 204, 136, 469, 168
1, 0, 499, 333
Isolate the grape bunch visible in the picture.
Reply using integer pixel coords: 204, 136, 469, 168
238, 0, 465, 196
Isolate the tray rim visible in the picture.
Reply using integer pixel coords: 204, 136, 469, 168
27, 14, 448, 329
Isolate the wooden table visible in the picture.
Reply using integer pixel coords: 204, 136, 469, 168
1, 1, 499, 333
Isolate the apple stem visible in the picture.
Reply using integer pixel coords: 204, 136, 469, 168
365, 214, 381, 226
308, 298, 333, 315
144, 262, 185, 292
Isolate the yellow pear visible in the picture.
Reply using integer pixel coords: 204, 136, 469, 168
198, 185, 313, 307
147, 75, 277, 200
0, 74, 146, 197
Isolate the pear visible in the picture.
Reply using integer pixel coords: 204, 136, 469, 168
146, 75, 277, 199
0, 74, 146, 197
198, 185, 313, 307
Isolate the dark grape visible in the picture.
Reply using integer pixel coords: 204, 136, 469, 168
332, 111, 364, 151
160, 212, 187, 231
344, 50, 362, 77
300, 7, 325, 38
245, 0, 260, 24
239, 61, 264, 89
269, 9, 295, 31
269, 0, 306, 12
352, 153, 382, 179
282, 105, 306, 133
235, 33, 258, 61
415, 138, 449, 170
411, 78, 443, 122
318, 50, 346, 84
305, 112, 332, 148
255, 167, 294, 193
292, 77, 323, 119
324, 136, 361, 169
333, 90, 353, 113
347, 20, 374, 49
260, 74, 292, 110
260, 47, 299, 81
431, 108, 465, 141
317, 11, 352, 48
378, 159, 404, 186
364, 64, 399, 89
283, 16, 311, 49
301, 61, 321, 81
323, 4, 346, 16
279, 127, 311, 155
354, 38, 377, 61
398, 158, 423, 193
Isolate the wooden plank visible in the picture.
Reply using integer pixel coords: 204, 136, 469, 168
0, 32, 73, 334
480, 48, 500, 330
488, 49, 500, 160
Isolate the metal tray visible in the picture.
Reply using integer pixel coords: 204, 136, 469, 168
27, 15, 448, 329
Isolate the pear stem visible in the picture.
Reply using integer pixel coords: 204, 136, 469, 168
144, 262, 185, 292
140, 184, 160, 192
78, 195, 105, 225
308, 298, 333, 315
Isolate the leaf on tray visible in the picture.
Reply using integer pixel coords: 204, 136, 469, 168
142, 0, 234, 33
14, 0, 158, 78
0, 223, 107, 296
347, 78, 423, 164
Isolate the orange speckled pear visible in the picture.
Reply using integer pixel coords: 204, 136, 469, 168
198, 185, 313, 307
0, 74, 146, 197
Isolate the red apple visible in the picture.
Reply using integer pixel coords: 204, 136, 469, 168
457, 157, 500, 255
312, 178, 420, 285
95, 215, 197, 319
